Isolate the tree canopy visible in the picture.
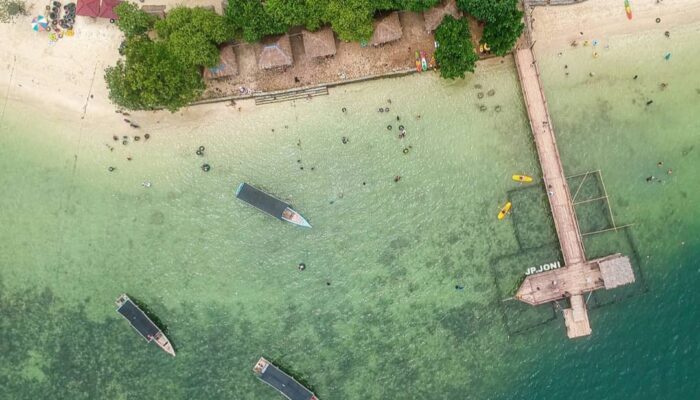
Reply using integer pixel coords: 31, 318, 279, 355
434, 15, 478, 79
481, 7, 523, 56
114, 2, 154, 38
104, 38, 205, 111
456, 0, 523, 55
156, 6, 233, 67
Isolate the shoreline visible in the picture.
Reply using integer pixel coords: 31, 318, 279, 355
1, 0, 699, 124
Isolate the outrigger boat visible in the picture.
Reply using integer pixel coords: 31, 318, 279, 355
116, 294, 175, 356
512, 174, 533, 183
236, 183, 311, 228
420, 50, 428, 71
624, 0, 632, 20
253, 357, 319, 400
498, 201, 512, 220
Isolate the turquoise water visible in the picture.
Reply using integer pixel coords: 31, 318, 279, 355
1, 23, 699, 400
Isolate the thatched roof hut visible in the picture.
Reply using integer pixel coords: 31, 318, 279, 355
369, 12, 403, 46
203, 44, 238, 80
258, 35, 294, 70
302, 27, 336, 58
598, 254, 635, 289
423, 0, 462, 32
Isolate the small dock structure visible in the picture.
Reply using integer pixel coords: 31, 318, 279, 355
253, 357, 318, 400
513, 46, 635, 339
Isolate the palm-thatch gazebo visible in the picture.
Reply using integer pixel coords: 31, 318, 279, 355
258, 34, 294, 70
203, 44, 238, 80
302, 27, 336, 58
423, 0, 462, 32
369, 12, 403, 46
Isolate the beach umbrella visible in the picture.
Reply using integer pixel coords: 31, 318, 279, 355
32, 15, 49, 31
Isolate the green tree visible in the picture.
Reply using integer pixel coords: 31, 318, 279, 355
323, 0, 374, 42
456, 0, 516, 22
456, 0, 523, 56
375, 0, 439, 12
264, 0, 309, 28
481, 7, 523, 56
155, 6, 232, 67
226, 0, 286, 42
114, 2, 154, 38
104, 38, 205, 111
434, 15, 478, 79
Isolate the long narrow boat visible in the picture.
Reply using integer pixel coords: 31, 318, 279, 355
116, 294, 175, 356
624, 0, 632, 20
253, 357, 318, 400
498, 201, 512, 220
236, 183, 311, 228
512, 174, 533, 183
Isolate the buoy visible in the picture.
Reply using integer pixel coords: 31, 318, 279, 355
402, 148, 409, 154
198, 145, 205, 152
387, 125, 392, 130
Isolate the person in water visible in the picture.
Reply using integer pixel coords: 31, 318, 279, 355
455, 285, 465, 291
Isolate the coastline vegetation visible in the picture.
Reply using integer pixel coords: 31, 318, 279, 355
0, 0, 27, 23
434, 15, 478, 79
105, 0, 523, 111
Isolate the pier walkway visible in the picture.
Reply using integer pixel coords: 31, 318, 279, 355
513, 47, 635, 338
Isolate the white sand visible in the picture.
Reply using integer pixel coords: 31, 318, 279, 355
1, 0, 699, 126
529, 0, 700, 53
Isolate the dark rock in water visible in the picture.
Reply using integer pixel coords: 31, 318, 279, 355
341, 136, 349, 144
479, 105, 487, 112
149, 210, 165, 225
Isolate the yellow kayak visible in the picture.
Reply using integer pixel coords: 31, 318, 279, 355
498, 201, 512, 220
512, 174, 533, 183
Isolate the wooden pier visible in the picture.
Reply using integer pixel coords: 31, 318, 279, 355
513, 47, 635, 338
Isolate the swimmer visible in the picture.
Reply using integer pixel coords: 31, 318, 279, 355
646, 176, 655, 182
455, 285, 465, 291
298, 263, 306, 271
144, 133, 150, 140
142, 181, 152, 188
398, 132, 406, 139
341, 136, 349, 144
108, 166, 115, 172
394, 175, 401, 182
633, 75, 638, 80
667, 168, 673, 175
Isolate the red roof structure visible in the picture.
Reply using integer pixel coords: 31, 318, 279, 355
76, 0, 100, 17
99, 0, 123, 20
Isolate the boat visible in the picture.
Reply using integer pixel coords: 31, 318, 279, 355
415, 51, 422, 72
236, 183, 311, 228
624, 0, 632, 19
115, 294, 175, 356
512, 174, 533, 183
253, 357, 319, 400
420, 50, 428, 71
498, 201, 512, 220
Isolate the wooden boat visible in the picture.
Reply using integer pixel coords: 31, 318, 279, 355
116, 294, 175, 356
624, 0, 632, 20
415, 51, 422, 72
512, 174, 533, 183
498, 201, 512, 220
236, 183, 311, 228
253, 357, 319, 400
420, 50, 428, 71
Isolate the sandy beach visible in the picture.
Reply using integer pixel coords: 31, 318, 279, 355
529, 0, 700, 52
1, 0, 699, 125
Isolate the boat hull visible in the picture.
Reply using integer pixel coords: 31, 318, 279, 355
512, 174, 533, 183
498, 202, 512, 220
116, 294, 175, 356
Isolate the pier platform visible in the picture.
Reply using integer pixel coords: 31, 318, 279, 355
513, 46, 635, 339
